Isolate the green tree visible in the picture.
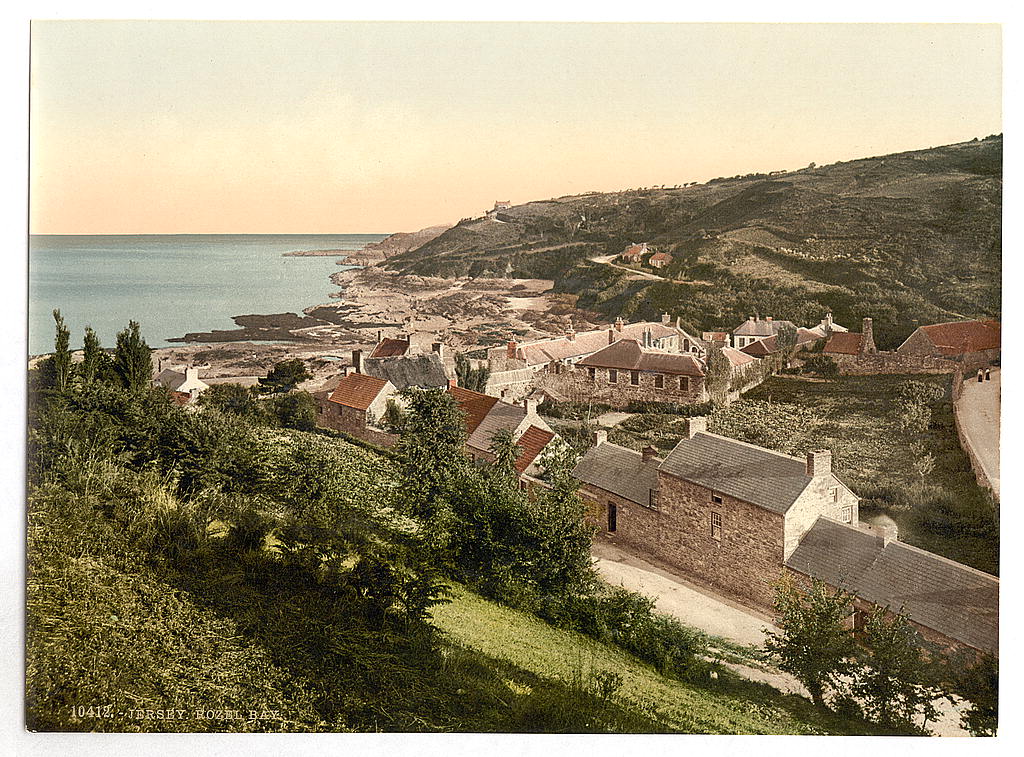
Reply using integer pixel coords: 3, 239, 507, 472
955, 654, 998, 736
704, 346, 732, 398
80, 326, 102, 383
455, 352, 490, 393
198, 382, 262, 418
112, 320, 152, 393
258, 359, 312, 394
801, 354, 838, 377
381, 398, 408, 434
853, 607, 943, 731
776, 323, 798, 355
52, 309, 72, 392
269, 391, 317, 431
764, 575, 857, 709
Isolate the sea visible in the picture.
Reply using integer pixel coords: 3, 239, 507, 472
28, 234, 388, 356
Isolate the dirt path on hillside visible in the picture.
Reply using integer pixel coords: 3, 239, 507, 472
956, 367, 1000, 499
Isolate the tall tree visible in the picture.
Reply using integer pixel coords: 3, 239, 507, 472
258, 359, 312, 394
764, 575, 857, 709
852, 607, 943, 731
51, 309, 71, 392
81, 326, 101, 383
704, 345, 732, 398
113, 320, 152, 393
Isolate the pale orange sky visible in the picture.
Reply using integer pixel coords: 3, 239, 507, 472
29, 22, 1001, 234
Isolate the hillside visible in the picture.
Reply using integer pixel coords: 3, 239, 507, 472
386, 136, 1001, 349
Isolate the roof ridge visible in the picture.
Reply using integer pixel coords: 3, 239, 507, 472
883, 538, 1000, 582
690, 431, 812, 467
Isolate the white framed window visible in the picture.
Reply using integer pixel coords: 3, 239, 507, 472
710, 511, 722, 540
841, 505, 853, 523
711, 493, 723, 505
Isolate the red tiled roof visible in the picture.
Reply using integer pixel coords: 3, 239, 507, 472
170, 391, 191, 407
369, 338, 410, 359
824, 332, 864, 355
649, 252, 673, 263
740, 336, 778, 357
579, 339, 704, 376
448, 385, 500, 434
620, 243, 645, 259
919, 319, 1000, 355
328, 373, 390, 410
514, 425, 556, 474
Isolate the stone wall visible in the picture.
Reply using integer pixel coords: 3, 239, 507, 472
485, 367, 537, 402
578, 482, 660, 552
314, 394, 399, 448
538, 364, 706, 408
784, 480, 860, 559
832, 351, 957, 376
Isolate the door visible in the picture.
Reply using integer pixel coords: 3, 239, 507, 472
608, 502, 617, 533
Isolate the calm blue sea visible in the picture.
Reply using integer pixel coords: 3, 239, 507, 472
28, 234, 388, 356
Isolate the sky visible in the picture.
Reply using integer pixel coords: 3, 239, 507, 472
29, 21, 1002, 234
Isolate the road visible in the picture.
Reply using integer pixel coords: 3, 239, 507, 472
956, 367, 1000, 499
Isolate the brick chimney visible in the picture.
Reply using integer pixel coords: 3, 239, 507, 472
615, 317, 624, 332
662, 312, 671, 326
806, 449, 832, 477
351, 349, 362, 374
507, 336, 519, 359
377, 329, 383, 344
684, 416, 707, 438
861, 317, 877, 355
642, 445, 658, 462
593, 429, 608, 446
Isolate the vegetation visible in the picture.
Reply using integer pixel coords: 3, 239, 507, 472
113, 320, 152, 393
258, 358, 312, 394
51, 309, 71, 392
455, 352, 490, 393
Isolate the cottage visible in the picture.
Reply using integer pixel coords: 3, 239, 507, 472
787, 516, 998, 659
449, 386, 559, 478
730, 316, 797, 349
153, 366, 210, 400
316, 372, 398, 445
823, 317, 878, 364
573, 417, 859, 610
619, 242, 648, 263
567, 338, 706, 407
897, 319, 1000, 368
648, 251, 673, 269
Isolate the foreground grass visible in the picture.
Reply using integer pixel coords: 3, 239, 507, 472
431, 585, 890, 735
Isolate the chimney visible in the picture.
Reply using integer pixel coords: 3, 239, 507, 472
642, 445, 658, 462
432, 342, 445, 361
615, 317, 624, 332
684, 416, 707, 438
608, 328, 616, 344
661, 312, 671, 326
377, 329, 383, 344
861, 317, 877, 355
824, 312, 834, 332
748, 315, 755, 322
593, 429, 608, 446
806, 449, 832, 477
507, 337, 518, 360
352, 349, 362, 374
525, 398, 538, 416
766, 316, 773, 323
566, 323, 576, 341
185, 366, 199, 383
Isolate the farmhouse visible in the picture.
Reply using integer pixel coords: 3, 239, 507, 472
897, 319, 1000, 368
153, 366, 209, 400
619, 242, 648, 263
315, 372, 399, 446
448, 386, 559, 478
787, 516, 998, 659
823, 317, 878, 360
574, 417, 858, 610
648, 251, 673, 268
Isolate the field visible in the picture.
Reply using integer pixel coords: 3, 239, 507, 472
602, 374, 998, 574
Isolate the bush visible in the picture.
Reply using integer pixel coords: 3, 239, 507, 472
801, 354, 838, 377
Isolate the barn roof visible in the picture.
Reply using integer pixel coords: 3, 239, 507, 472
363, 353, 448, 390
448, 386, 499, 435
788, 517, 999, 655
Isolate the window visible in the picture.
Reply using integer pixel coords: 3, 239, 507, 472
630, 370, 639, 385
608, 369, 618, 384
710, 511, 722, 540
679, 376, 690, 391
587, 366, 596, 381
649, 489, 657, 508
841, 505, 853, 523
654, 374, 664, 389
831, 487, 839, 503
711, 494, 723, 505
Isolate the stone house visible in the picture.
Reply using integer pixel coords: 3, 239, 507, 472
449, 386, 559, 478
315, 372, 399, 446
619, 242, 648, 263
739, 327, 823, 359
558, 338, 706, 407
731, 316, 798, 349
573, 417, 859, 610
787, 516, 998, 660
897, 319, 1000, 369
648, 251, 673, 269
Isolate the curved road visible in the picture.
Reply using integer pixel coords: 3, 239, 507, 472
956, 367, 1000, 499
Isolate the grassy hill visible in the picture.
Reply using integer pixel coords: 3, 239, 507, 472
386, 136, 1001, 348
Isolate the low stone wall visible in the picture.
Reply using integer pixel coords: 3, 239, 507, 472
834, 351, 957, 376
953, 391, 994, 495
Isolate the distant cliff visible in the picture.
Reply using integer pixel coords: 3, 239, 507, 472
344, 224, 451, 264
386, 136, 1001, 349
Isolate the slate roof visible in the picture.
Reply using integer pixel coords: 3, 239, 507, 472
572, 442, 660, 507
914, 319, 1001, 356
722, 346, 757, 367
788, 517, 999, 655
732, 318, 796, 337
467, 401, 528, 453
369, 337, 410, 359
659, 432, 838, 514
328, 373, 391, 410
515, 322, 678, 366
578, 339, 705, 376
449, 386, 500, 435
362, 353, 449, 390
154, 369, 188, 391
824, 332, 865, 355
514, 425, 556, 474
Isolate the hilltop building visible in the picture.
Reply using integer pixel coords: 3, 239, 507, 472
649, 251, 673, 269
